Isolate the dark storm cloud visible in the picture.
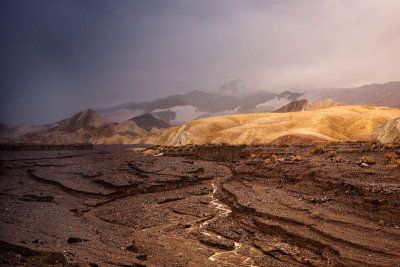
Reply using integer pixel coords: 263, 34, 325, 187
1, 0, 399, 125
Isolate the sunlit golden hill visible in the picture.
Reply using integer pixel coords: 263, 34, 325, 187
134, 105, 400, 146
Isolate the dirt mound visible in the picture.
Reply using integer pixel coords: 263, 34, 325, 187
271, 134, 328, 145
372, 116, 400, 144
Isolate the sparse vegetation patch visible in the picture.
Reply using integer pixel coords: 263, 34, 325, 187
327, 151, 336, 158
361, 155, 375, 164
385, 152, 399, 160
383, 144, 394, 150
292, 155, 302, 161
311, 145, 325, 154
310, 211, 321, 218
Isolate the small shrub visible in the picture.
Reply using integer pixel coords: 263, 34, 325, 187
327, 151, 337, 158
384, 144, 394, 150
276, 158, 285, 162
385, 152, 399, 160
391, 158, 400, 168
250, 151, 265, 159
264, 158, 272, 165
257, 151, 265, 158
311, 145, 325, 154
378, 219, 385, 226
292, 155, 302, 161
305, 152, 312, 157
270, 154, 278, 161
361, 155, 374, 164
370, 144, 376, 150
310, 211, 321, 218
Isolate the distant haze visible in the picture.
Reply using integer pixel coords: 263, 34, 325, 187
1, 0, 400, 126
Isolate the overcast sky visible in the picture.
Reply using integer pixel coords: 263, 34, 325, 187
1, 0, 399, 126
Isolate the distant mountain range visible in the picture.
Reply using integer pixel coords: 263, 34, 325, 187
97, 81, 400, 126
0, 123, 43, 140
1, 80, 400, 144
11, 109, 146, 144
98, 89, 302, 125
303, 81, 400, 108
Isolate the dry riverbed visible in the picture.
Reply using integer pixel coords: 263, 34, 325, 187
1, 142, 400, 266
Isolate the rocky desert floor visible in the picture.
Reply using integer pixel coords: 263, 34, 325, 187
0, 142, 400, 266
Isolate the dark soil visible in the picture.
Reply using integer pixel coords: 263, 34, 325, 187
0, 142, 399, 266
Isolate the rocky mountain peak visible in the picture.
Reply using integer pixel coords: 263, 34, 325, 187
273, 99, 309, 113
130, 113, 170, 131
64, 109, 108, 130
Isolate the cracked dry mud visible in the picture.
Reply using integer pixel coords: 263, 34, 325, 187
1, 143, 400, 266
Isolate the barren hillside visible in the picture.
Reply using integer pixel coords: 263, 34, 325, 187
137, 105, 400, 146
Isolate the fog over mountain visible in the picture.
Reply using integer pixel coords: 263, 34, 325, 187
1, 0, 400, 126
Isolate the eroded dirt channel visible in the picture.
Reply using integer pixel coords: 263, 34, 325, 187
1, 143, 400, 266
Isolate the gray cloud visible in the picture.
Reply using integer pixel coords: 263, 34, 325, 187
1, 0, 399, 125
